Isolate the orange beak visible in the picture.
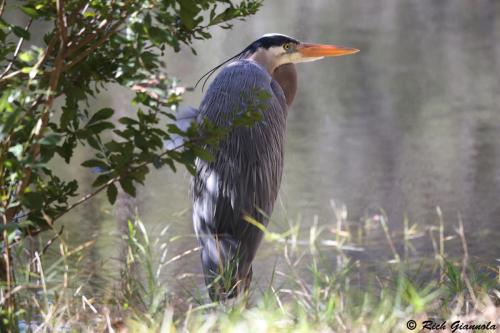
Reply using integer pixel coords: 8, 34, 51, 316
297, 43, 359, 58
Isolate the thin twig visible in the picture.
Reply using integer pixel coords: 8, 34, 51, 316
56, 0, 68, 44
0, 69, 23, 85
57, 176, 119, 219
0, 284, 44, 305
67, 2, 88, 25
163, 246, 201, 266
63, 19, 125, 71
455, 216, 478, 304
53, 138, 193, 222
1, 211, 13, 310
379, 210, 400, 262
0, 0, 5, 17
0, 19, 32, 80
31, 0, 67, 157
65, 31, 98, 56
41, 226, 64, 255
65, 13, 112, 56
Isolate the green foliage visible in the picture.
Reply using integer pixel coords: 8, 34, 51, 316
121, 218, 170, 320
0, 0, 262, 325
0, 0, 262, 237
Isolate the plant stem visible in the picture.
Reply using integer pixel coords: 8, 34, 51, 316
0, 19, 32, 80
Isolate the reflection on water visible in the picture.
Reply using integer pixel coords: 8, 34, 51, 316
56, 0, 500, 294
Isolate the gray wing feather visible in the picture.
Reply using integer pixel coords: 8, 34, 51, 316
164, 106, 200, 151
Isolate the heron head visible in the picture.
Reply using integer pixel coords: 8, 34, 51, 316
195, 33, 359, 90
246, 33, 359, 70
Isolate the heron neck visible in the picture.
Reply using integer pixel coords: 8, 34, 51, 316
248, 50, 297, 107
273, 64, 297, 107
249, 49, 278, 74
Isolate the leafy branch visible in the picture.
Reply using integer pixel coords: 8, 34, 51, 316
0, 0, 262, 324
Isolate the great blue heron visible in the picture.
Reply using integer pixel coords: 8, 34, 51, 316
184, 33, 358, 301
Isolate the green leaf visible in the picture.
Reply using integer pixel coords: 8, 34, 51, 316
86, 135, 102, 150
20, 6, 39, 18
104, 140, 123, 152
185, 163, 196, 176
8, 144, 23, 158
0, 220, 35, 234
87, 121, 115, 133
23, 192, 44, 210
88, 108, 114, 125
134, 133, 148, 150
60, 106, 77, 129
19, 51, 34, 62
119, 177, 136, 197
178, 0, 200, 30
92, 174, 113, 187
107, 183, 118, 204
193, 146, 214, 162
148, 26, 167, 45
58, 137, 76, 163
11, 26, 30, 39
164, 158, 176, 172
81, 159, 109, 169
153, 157, 163, 169
39, 134, 61, 146
118, 117, 138, 125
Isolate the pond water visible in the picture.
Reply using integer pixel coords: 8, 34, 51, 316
55, 0, 500, 298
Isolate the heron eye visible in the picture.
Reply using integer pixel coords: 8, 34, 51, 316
283, 43, 291, 51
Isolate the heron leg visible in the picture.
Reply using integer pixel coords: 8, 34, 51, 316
240, 265, 253, 294
201, 236, 256, 302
